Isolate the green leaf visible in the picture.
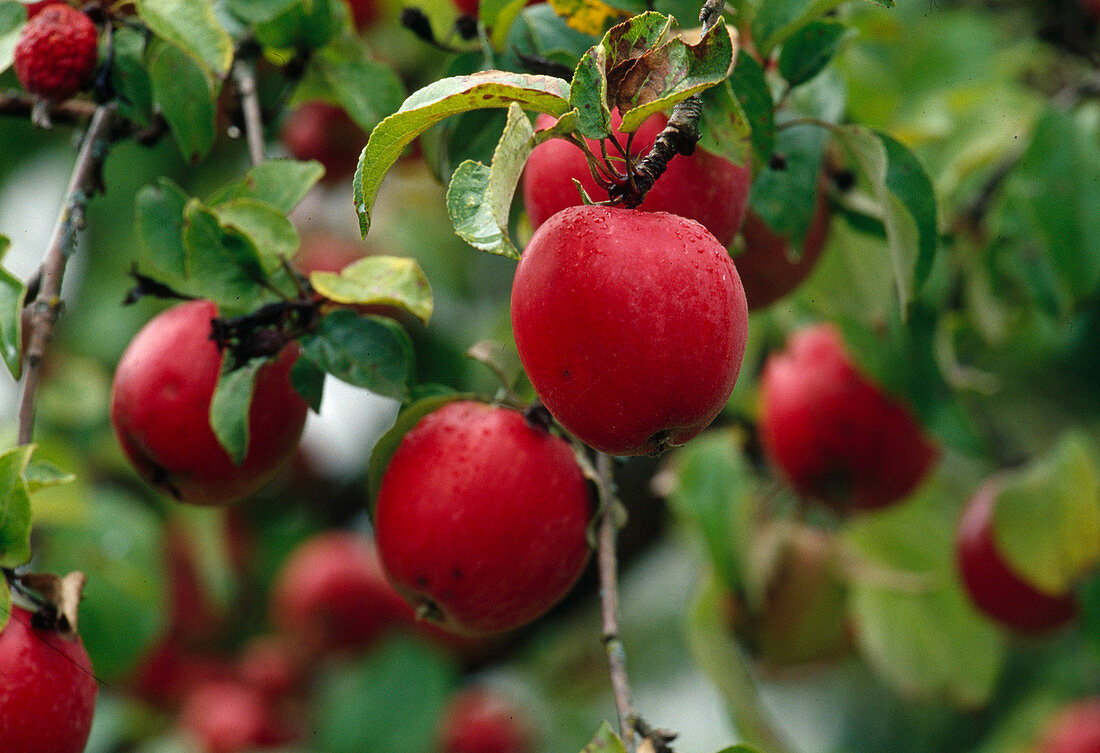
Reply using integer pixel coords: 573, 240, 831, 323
211, 198, 300, 273
698, 78, 752, 168
728, 53, 775, 165
0, 577, 9, 634
483, 0, 527, 50
580, 723, 628, 753
1010, 109, 1100, 310
880, 133, 938, 293
0, 236, 26, 380
829, 124, 921, 318
570, 12, 673, 138
753, 0, 887, 59
0, 445, 33, 568
181, 199, 268, 312
446, 102, 534, 259
290, 33, 406, 136
777, 19, 847, 88
665, 430, 758, 590
136, 177, 190, 283
226, 0, 298, 24
844, 475, 1005, 705
33, 488, 169, 680
314, 635, 459, 753
0, 1, 26, 75
23, 461, 76, 493
210, 354, 266, 466
147, 39, 220, 164
207, 159, 325, 213
748, 120, 827, 247
367, 393, 473, 508
109, 27, 155, 126
253, 0, 342, 49
289, 356, 326, 412
465, 340, 524, 392
994, 431, 1100, 595
616, 23, 735, 133
354, 71, 571, 237
309, 255, 433, 324
298, 310, 414, 400
135, 0, 233, 75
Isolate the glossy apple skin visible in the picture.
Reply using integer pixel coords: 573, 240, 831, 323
438, 687, 536, 753
956, 479, 1077, 634
1037, 699, 1100, 753
280, 102, 366, 185
270, 530, 420, 655
375, 401, 592, 635
110, 299, 309, 505
735, 183, 830, 310
522, 112, 752, 247
511, 205, 749, 456
0, 607, 98, 753
759, 324, 937, 512
180, 680, 299, 753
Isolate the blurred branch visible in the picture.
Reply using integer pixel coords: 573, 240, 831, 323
0, 90, 98, 126
232, 57, 266, 166
17, 104, 117, 445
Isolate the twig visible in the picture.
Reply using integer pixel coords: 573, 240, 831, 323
0, 90, 98, 125
17, 104, 116, 445
232, 59, 266, 166
595, 451, 637, 750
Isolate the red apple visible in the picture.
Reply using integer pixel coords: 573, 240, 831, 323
236, 636, 305, 700
23, 1, 58, 17
0, 606, 98, 753
127, 639, 236, 710
1037, 699, 1100, 753
280, 102, 367, 185
511, 205, 749, 455
451, 0, 478, 15
956, 478, 1077, 634
522, 111, 751, 247
734, 181, 830, 310
759, 323, 937, 512
110, 299, 309, 505
345, 0, 380, 29
180, 680, 300, 753
374, 400, 592, 634
437, 687, 536, 753
270, 530, 420, 655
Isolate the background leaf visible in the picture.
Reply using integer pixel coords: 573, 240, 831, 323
147, 39, 220, 164
0, 445, 33, 568
298, 310, 415, 400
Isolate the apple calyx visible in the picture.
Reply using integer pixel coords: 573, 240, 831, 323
9, 570, 87, 640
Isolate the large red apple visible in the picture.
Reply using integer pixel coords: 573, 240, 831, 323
111, 299, 309, 505
437, 687, 536, 753
758, 324, 937, 512
269, 530, 420, 656
511, 205, 749, 456
180, 680, 300, 753
0, 606, 98, 753
1036, 699, 1100, 753
734, 181, 830, 310
522, 111, 752, 247
956, 478, 1077, 634
374, 400, 592, 634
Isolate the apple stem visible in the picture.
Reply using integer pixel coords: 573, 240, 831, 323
232, 56, 267, 167
17, 104, 117, 446
594, 450, 639, 751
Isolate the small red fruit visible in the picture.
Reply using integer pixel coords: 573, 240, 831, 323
451, 0, 479, 15
734, 182, 830, 310
522, 111, 752, 247
511, 205, 749, 455
1036, 699, 1100, 753
110, 299, 309, 505
13, 4, 98, 100
437, 687, 536, 753
180, 680, 299, 753
374, 401, 592, 634
956, 478, 1078, 634
345, 0, 380, 28
270, 530, 418, 655
280, 102, 367, 185
236, 636, 304, 700
0, 606, 98, 753
759, 324, 937, 512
